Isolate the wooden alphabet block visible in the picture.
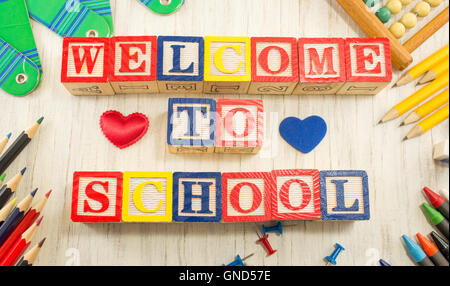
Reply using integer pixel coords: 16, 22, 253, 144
173, 172, 222, 222
157, 36, 204, 94
293, 38, 346, 95
433, 140, 449, 163
215, 99, 264, 154
122, 171, 173, 222
271, 169, 321, 220
320, 170, 370, 220
167, 98, 216, 154
222, 172, 273, 222
109, 36, 158, 94
71, 172, 123, 223
337, 38, 392, 95
248, 37, 299, 95
61, 37, 115, 96
204, 36, 251, 94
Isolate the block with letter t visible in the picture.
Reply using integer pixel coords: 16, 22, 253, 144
320, 170, 370, 220
109, 36, 158, 94
61, 37, 115, 96
173, 172, 222, 222
167, 98, 216, 154
157, 36, 204, 93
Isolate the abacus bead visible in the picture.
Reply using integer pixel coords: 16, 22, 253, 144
414, 2, 431, 17
390, 22, 406, 38
401, 12, 418, 28
386, 0, 403, 14
376, 8, 392, 23
400, 0, 412, 5
425, 0, 442, 7
363, 0, 377, 8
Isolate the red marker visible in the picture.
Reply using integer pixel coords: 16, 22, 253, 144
423, 187, 449, 220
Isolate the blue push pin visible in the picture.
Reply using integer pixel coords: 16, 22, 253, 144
379, 259, 391, 266
262, 222, 283, 235
222, 254, 254, 266
325, 243, 345, 266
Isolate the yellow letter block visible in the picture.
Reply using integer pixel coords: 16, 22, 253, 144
122, 171, 173, 222
204, 36, 251, 94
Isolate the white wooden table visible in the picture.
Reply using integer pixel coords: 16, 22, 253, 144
1, 0, 449, 266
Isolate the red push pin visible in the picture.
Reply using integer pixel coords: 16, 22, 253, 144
256, 232, 277, 256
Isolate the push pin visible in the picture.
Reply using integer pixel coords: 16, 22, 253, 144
325, 243, 345, 266
223, 254, 254, 266
262, 221, 283, 236
256, 231, 277, 256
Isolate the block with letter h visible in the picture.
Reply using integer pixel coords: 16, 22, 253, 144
215, 99, 264, 154
204, 36, 251, 94
157, 36, 204, 94
61, 37, 115, 96
109, 36, 158, 94
167, 98, 216, 154
173, 172, 222, 222
337, 38, 392, 95
249, 37, 299, 95
71, 172, 123, 222
122, 172, 173, 222
320, 170, 370, 220
293, 38, 346, 95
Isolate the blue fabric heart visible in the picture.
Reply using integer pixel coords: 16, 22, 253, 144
279, 116, 327, 154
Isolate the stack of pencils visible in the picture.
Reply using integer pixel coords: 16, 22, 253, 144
380, 44, 449, 141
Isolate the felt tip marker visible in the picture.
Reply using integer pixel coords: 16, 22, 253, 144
423, 187, 449, 220
416, 233, 449, 266
402, 235, 435, 266
422, 203, 449, 239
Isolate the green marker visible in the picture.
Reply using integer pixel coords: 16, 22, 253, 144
422, 203, 449, 239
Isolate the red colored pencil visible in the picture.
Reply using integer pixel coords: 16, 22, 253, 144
0, 217, 43, 266
0, 190, 50, 260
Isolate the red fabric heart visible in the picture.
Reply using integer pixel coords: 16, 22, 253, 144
100, 111, 149, 149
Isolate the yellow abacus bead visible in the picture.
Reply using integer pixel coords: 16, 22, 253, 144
425, 0, 442, 7
386, 0, 403, 14
401, 12, 417, 29
400, 0, 412, 5
390, 22, 406, 38
414, 2, 431, 17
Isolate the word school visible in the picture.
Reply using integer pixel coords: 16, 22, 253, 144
71, 170, 370, 223
61, 36, 392, 96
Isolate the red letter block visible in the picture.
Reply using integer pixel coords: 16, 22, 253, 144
293, 38, 346, 95
71, 172, 123, 223
249, 37, 299, 95
271, 169, 321, 220
215, 99, 264, 154
222, 172, 273, 222
109, 36, 158, 94
61, 37, 114, 96
337, 38, 392, 95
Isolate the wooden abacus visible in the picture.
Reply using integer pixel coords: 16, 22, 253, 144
336, 0, 449, 70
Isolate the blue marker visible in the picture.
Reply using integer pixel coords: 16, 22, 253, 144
379, 259, 391, 266
223, 254, 254, 266
325, 243, 345, 265
262, 222, 283, 235
402, 235, 434, 266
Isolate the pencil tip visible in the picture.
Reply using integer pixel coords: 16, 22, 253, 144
0, 173, 5, 181
37, 117, 44, 124
402, 136, 408, 141
36, 216, 43, 226
392, 83, 397, 88
45, 190, 52, 198
378, 119, 383, 125
399, 122, 404, 127
38, 237, 46, 247
31, 188, 38, 197
20, 167, 26, 175
6, 132, 12, 139
11, 197, 17, 205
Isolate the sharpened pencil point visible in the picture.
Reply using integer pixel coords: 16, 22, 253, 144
378, 119, 383, 124
37, 117, 44, 124
399, 122, 405, 127
6, 133, 12, 139
30, 188, 38, 197
402, 136, 408, 141
36, 216, 43, 226
20, 167, 26, 175
38, 237, 46, 248
0, 173, 5, 181
392, 83, 397, 88
45, 190, 52, 198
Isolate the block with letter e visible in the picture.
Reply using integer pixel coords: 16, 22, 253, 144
157, 36, 204, 94
61, 37, 115, 96
320, 170, 370, 220
337, 38, 392, 95
109, 36, 158, 94
204, 36, 251, 94
293, 38, 346, 95
173, 172, 222, 222
271, 169, 321, 220
71, 172, 123, 223
167, 98, 216, 154
249, 37, 299, 95
122, 171, 173, 222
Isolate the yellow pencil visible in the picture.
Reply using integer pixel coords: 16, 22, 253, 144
403, 104, 449, 141
418, 57, 449, 85
380, 72, 449, 123
401, 89, 449, 126
395, 44, 449, 87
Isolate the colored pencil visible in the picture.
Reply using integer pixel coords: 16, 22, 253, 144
0, 190, 51, 261
395, 44, 449, 87
0, 217, 42, 266
0, 133, 12, 156
380, 72, 449, 123
0, 173, 6, 187
0, 189, 37, 246
423, 187, 449, 220
0, 167, 26, 209
418, 57, 450, 85
0, 198, 16, 228
403, 104, 449, 141
0, 117, 44, 175
16, 238, 46, 266
416, 233, 449, 266
401, 89, 449, 126
430, 231, 449, 261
